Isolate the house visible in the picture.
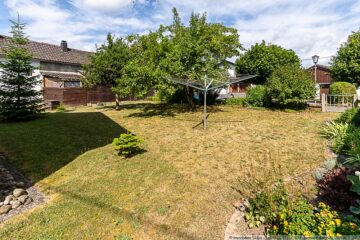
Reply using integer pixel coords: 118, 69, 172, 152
309, 64, 332, 98
218, 60, 252, 97
0, 35, 115, 106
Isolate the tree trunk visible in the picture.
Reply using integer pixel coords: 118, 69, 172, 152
115, 93, 120, 111
185, 86, 195, 111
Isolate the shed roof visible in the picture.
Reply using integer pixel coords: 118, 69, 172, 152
0, 35, 92, 65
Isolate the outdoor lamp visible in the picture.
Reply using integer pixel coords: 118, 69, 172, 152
312, 55, 319, 64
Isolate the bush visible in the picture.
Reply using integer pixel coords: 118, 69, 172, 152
336, 108, 360, 127
344, 154, 360, 166
224, 97, 246, 106
322, 121, 355, 154
317, 167, 359, 211
244, 177, 360, 236
112, 133, 143, 157
347, 172, 360, 216
324, 119, 360, 156
56, 103, 66, 112
347, 128, 360, 156
270, 201, 360, 237
266, 65, 316, 107
245, 181, 288, 228
330, 82, 356, 95
246, 85, 269, 107
270, 199, 316, 236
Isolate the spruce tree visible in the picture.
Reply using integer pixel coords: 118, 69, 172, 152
0, 15, 43, 121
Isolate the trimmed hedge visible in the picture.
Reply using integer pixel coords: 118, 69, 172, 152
329, 82, 356, 95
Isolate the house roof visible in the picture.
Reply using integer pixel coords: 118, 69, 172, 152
41, 71, 83, 81
0, 35, 92, 65
309, 64, 331, 71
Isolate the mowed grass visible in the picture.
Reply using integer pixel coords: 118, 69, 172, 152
0, 102, 337, 239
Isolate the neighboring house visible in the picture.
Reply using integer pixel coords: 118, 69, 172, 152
0, 35, 115, 106
218, 60, 252, 98
309, 64, 332, 98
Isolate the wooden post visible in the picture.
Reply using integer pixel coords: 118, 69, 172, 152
321, 93, 326, 112
115, 93, 120, 110
354, 94, 358, 108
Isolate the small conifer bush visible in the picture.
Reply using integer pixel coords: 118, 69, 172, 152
112, 133, 143, 157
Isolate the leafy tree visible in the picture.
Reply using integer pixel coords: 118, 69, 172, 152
84, 8, 241, 110
158, 8, 241, 109
235, 41, 300, 84
113, 32, 165, 101
331, 30, 360, 84
266, 65, 316, 107
0, 15, 43, 121
82, 33, 131, 110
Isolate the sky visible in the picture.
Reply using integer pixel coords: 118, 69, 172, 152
0, 0, 359, 67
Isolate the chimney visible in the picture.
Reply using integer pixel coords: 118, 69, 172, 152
60, 40, 68, 52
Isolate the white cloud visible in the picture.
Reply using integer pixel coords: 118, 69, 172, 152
1, 0, 360, 67
71, 0, 134, 12
3, 0, 154, 51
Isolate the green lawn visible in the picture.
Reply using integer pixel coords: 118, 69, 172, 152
0, 102, 337, 239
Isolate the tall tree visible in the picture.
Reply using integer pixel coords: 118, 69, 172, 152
113, 32, 165, 100
159, 8, 241, 109
82, 33, 131, 110
83, 9, 241, 110
0, 15, 43, 121
235, 41, 300, 84
331, 30, 360, 84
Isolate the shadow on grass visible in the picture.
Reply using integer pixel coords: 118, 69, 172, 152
124, 102, 225, 118
125, 103, 191, 118
0, 112, 126, 182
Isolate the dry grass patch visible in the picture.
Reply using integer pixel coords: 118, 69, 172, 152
0, 102, 337, 239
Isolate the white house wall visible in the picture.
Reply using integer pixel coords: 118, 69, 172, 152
0, 58, 43, 93
31, 60, 43, 92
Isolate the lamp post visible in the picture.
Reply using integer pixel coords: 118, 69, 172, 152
312, 55, 319, 82
312, 55, 319, 102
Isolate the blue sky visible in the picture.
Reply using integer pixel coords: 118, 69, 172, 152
1, 0, 360, 67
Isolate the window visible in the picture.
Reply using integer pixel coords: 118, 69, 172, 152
64, 81, 81, 88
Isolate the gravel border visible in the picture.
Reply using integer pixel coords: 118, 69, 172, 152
0, 153, 46, 223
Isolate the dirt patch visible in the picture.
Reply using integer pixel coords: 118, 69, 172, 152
0, 153, 46, 223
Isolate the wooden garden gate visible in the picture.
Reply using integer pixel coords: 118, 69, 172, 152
321, 94, 358, 112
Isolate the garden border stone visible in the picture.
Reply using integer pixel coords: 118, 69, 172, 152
0, 152, 46, 223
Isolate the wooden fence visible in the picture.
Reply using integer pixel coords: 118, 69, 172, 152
321, 94, 358, 112
43, 86, 116, 106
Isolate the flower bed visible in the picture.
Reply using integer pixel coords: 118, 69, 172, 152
239, 108, 360, 237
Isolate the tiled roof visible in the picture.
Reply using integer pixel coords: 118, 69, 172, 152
41, 71, 83, 81
0, 35, 92, 65
309, 64, 331, 71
